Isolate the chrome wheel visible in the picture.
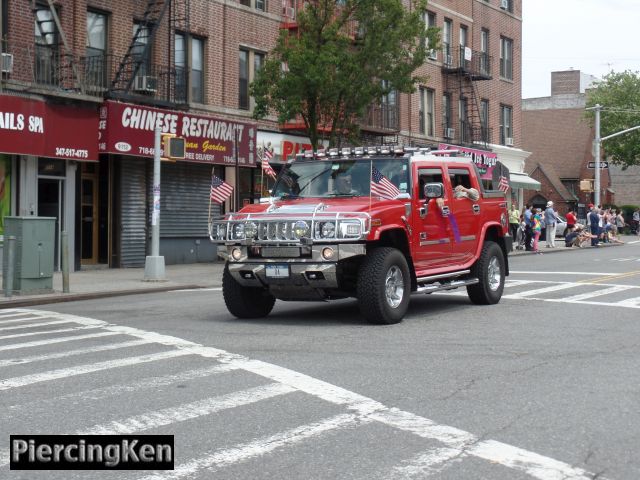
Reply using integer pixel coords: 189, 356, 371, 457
384, 266, 404, 308
488, 256, 501, 291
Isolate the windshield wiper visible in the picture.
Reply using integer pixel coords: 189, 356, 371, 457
326, 193, 358, 197
277, 193, 300, 199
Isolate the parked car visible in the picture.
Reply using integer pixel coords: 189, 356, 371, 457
555, 215, 567, 237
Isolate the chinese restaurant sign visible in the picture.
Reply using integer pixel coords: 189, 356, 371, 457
99, 101, 256, 167
438, 143, 497, 180
0, 95, 98, 161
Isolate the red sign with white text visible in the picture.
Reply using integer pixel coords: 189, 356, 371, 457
0, 95, 98, 161
99, 101, 257, 167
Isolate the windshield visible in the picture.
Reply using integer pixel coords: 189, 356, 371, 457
272, 158, 410, 199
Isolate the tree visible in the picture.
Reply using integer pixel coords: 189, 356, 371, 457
251, 0, 439, 151
586, 70, 640, 168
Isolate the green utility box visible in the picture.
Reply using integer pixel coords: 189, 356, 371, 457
2, 217, 55, 294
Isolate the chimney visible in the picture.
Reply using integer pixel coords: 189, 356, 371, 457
551, 70, 581, 96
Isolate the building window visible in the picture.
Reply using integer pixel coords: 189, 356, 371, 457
442, 93, 452, 138
239, 0, 265, 11
480, 99, 489, 142
480, 29, 489, 76
500, 104, 512, 145
132, 23, 152, 76
34, 6, 59, 85
380, 80, 398, 130
561, 179, 578, 196
442, 18, 452, 65
239, 49, 264, 110
176, 34, 205, 103
424, 11, 437, 59
500, 36, 513, 80
86, 11, 108, 91
459, 96, 468, 143
501, 0, 513, 12
419, 87, 434, 136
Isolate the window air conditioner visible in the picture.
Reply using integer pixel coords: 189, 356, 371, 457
1, 53, 13, 74
445, 128, 455, 139
133, 75, 158, 93
500, 0, 510, 10
428, 49, 437, 60
505, 137, 514, 146
445, 55, 453, 66
285, 6, 295, 19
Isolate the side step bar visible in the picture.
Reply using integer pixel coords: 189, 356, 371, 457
414, 277, 479, 295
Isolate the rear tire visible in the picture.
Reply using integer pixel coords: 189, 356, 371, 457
357, 248, 411, 325
467, 241, 505, 305
222, 265, 276, 318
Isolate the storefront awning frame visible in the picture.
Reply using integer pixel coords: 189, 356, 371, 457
510, 172, 541, 190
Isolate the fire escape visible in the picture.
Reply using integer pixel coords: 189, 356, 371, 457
108, 0, 190, 106
442, 45, 492, 147
279, 1, 399, 145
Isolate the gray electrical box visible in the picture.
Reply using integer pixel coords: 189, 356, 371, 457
2, 217, 55, 293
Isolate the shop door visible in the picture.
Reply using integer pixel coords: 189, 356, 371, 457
81, 170, 99, 264
37, 178, 63, 270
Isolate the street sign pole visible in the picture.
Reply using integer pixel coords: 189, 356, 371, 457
594, 104, 601, 207
144, 126, 166, 281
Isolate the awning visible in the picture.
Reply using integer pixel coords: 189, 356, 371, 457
510, 172, 541, 190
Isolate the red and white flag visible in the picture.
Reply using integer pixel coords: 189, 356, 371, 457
210, 174, 234, 204
498, 175, 510, 192
371, 166, 400, 199
262, 146, 277, 179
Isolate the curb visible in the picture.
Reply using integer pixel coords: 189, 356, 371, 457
0, 284, 211, 309
509, 242, 624, 256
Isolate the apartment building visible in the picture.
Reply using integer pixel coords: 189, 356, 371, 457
0, 0, 529, 270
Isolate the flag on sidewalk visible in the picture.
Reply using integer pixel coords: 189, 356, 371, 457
210, 174, 234, 204
262, 145, 277, 179
371, 166, 400, 199
498, 175, 510, 192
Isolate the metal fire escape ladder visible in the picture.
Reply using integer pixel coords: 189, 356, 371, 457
34, 0, 85, 93
109, 0, 171, 95
461, 78, 486, 145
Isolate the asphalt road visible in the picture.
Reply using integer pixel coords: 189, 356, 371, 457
2, 239, 639, 480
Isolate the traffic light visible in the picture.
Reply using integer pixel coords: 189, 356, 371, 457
162, 134, 186, 161
579, 179, 594, 192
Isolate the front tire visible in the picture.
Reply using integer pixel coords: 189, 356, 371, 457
222, 265, 276, 318
467, 241, 505, 305
357, 248, 411, 325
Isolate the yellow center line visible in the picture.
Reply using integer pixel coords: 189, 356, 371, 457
577, 270, 640, 284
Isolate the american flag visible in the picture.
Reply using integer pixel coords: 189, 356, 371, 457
498, 175, 510, 192
371, 166, 400, 199
262, 146, 276, 179
210, 174, 234, 204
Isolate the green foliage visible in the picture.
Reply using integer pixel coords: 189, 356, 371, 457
586, 70, 640, 168
251, 0, 439, 150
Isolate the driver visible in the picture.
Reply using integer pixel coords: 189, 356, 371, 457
333, 173, 358, 195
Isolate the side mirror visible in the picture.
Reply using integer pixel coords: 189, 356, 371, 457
424, 182, 444, 199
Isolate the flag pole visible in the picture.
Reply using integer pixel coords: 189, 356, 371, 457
260, 143, 265, 199
234, 126, 240, 212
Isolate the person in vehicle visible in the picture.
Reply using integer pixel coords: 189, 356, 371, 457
454, 184, 479, 201
332, 172, 359, 195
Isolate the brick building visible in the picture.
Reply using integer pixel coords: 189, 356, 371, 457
522, 70, 613, 221
0, 0, 529, 270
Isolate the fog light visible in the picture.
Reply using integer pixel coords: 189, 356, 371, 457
231, 247, 242, 261
321, 247, 335, 260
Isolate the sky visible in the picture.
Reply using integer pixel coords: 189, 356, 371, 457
522, 0, 640, 99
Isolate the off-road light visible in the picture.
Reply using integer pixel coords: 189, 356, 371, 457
293, 220, 310, 238
244, 222, 258, 239
328, 148, 340, 157
340, 147, 352, 156
320, 222, 335, 238
231, 247, 242, 260
354, 147, 364, 156
232, 223, 245, 239
321, 247, 335, 260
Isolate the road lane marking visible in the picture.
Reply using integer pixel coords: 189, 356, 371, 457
0, 339, 153, 368
5, 309, 607, 480
560, 285, 635, 303
1, 363, 240, 421
503, 283, 579, 299
509, 271, 617, 276
0, 325, 102, 341
84, 383, 296, 435
0, 331, 121, 352
139, 414, 369, 480
0, 316, 48, 325
579, 269, 640, 284
169, 287, 222, 292
386, 447, 465, 479
0, 349, 193, 391
0, 319, 75, 332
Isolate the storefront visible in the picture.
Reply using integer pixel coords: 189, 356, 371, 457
0, 94, 99, 271
99, 100, 257, 267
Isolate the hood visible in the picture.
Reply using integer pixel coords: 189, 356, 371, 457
234, 197, 405, 217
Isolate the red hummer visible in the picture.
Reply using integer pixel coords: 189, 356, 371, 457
210, 146, 512, 324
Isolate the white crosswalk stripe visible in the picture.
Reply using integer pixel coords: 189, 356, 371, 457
0, 309, 610, 479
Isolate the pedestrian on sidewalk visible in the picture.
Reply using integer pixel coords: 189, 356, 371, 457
524, 204, 533, 251
632, 208, 640, 235
509, 204, 520, 245
532, 208, 543, 254
565, 209, 576, 235
616, 210, 625, 234
588, 205, 600, 247
544, 201, 558, 248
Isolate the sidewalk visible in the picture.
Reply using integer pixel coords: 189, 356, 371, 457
0, 262, 226, 308
0, 236, 634, 308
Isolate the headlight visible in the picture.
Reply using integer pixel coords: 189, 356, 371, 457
232, 223, 245, 240
210, 223, 226, 240
320, 222, 336, 238
244, 222, 258, 239
293, 220, 310, 238
339, 221, 362, 238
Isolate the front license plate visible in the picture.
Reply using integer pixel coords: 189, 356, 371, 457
265, 264, 290, 278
